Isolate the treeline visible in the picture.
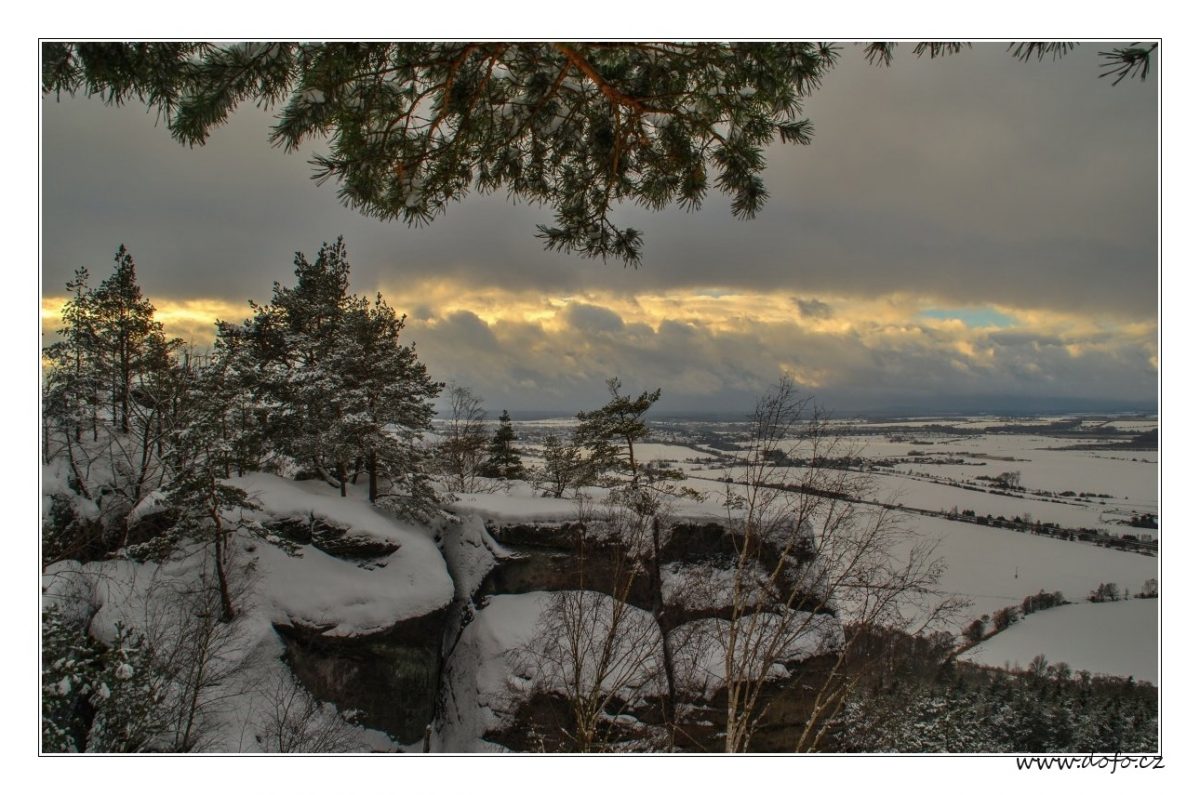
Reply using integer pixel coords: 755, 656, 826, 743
962, 589, 1069, 644
942, 509, 1156, 555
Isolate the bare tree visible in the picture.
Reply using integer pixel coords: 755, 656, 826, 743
509, 497, 667, 752
695, 379, 962, 752
139, 551, 260, 751
439, 383, 490, 494
256, 667, 362, 753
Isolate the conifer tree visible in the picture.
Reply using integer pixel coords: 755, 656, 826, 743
220, 238, 356, 488
218, 237, 442, 516
90, 245, 176, 434
574, 378, 661, 489
572, 378, 686, 726
163, 364, 259, 622
43, 267, 99, 450
42, 246, 184, 553
333, 293, 441, 509
537, 434, 585, 499
482, 409, 524, 480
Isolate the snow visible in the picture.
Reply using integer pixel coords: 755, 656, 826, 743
450, 484, 585, 523
670, 611, 842, 700
252, 537, 450, 636
440, 513, 511, 601
42, 551, 401, 752
436, 592, 552, 751
964, 599, 1158, 684
910, 515, 1157, 618
448, 478, 731, 524
41, 414, 1160, 752
41, 473, 461, 751
236, 473, 455, 633
868, 471, 1152, 534
435, 591, 664, 751
632, 442, 718, 463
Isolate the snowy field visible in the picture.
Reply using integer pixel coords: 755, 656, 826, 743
907, 515, 1157, 619
868, 472, 1154, 535
964, 599, 1158, 684
700, 429, 1157, 534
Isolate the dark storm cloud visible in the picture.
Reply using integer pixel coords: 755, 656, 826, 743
564, 303, 626, 333
435, 310, 500, 352
794, 297, 833, 319
41, 43, 1156, 318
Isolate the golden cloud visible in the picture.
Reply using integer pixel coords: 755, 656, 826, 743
40, 280, 1158, 397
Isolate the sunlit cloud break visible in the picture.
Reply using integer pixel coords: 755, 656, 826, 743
41, 282, 1157, 413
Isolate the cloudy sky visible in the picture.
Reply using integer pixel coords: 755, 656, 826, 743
40, 43, 1158, 415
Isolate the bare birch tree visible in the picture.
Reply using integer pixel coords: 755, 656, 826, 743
510, 497, 666, 752
439, 383, 490, 494
256, 667, 361, 753
690, 379, 962, 752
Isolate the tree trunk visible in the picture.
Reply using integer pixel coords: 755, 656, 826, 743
368, 451, 378, 503
649, 516, 678, 734
209, 490, 236, 623
120, 343, 130, 434
213, 523, 236, 624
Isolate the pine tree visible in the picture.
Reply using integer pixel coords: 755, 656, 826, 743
163, 364, 260, 622
43, 267, 99, 450
482, 409, 524, 480
334, 293, 441, 512
221, 237, 357, 488
218, 237, 442, 516
90, 245, 175, 434
42, 246, 184, 554
574, 378, 661, 488
537, 434, 585, 499
44, 267, 101, 496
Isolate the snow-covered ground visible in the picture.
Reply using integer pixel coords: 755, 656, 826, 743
908, 515, 1157, 619
867, 472, 1154, 535
42, 472, 460, 752
964, 599, 1158, 684
447, 470, 1158, 687
237, 473, 455, 633
43, 414, 1160, 752
448, 478, 731, 524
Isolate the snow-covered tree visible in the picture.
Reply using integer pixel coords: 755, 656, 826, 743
217, 237, 441, 516
43, 267, 99, 454
334, 293, 441, 514
41, 604, 168, 753
481, 409, 524, 480
162, 365, 260, 622
42, 247, 185, 559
